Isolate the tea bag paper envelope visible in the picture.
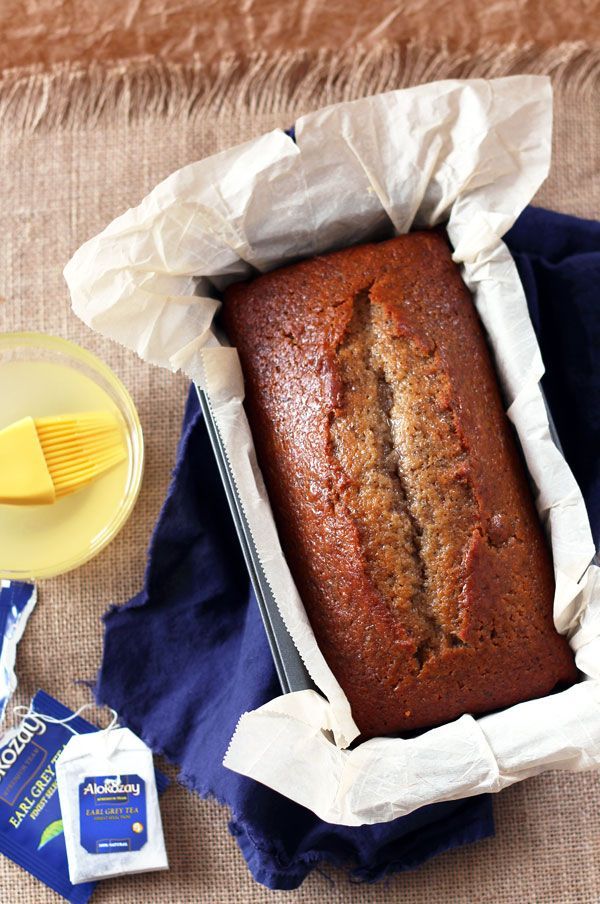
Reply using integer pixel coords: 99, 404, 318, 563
0, 581, 37, 722
65, 76, 600, 825
0, 691, 98, 904
56, 727, 168, 883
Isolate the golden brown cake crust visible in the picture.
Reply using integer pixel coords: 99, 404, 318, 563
223, 231, 576, 737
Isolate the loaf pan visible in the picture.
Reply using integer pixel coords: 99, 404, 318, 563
195, 385, 314, 695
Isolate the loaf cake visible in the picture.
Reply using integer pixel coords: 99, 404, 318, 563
222, 231, 576, 738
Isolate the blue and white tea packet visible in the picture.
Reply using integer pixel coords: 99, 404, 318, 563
0, 690, 97, 904
0, 690, 169, 900
56, 724, 169, 883
0, 581, 36, 723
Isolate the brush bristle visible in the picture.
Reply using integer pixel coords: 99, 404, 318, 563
35, 412, 127, 497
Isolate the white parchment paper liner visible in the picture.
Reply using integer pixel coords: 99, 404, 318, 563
65, 76, 600, 826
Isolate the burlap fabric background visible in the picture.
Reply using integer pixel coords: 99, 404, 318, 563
0, 44, 598, 903
3, 0, 600, 69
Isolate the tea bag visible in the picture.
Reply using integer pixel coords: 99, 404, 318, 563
56, 723, 168, 883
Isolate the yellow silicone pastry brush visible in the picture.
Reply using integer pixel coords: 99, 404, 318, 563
0, 411, 127, 505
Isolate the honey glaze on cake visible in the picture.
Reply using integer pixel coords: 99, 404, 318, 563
223, 231, 576, 737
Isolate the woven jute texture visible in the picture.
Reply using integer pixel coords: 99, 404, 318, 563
0, 44, 598, 903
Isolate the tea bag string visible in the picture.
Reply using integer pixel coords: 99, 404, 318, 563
12, 702, 119, 736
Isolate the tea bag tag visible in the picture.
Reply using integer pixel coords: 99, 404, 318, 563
75, 732, 149, 857
52, 713, 168, 884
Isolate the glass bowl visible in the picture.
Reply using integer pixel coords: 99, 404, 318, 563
0, 333, 144, 579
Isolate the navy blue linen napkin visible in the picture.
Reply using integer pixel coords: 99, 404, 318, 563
505, 207, 600, 543
97, 206, 599, 890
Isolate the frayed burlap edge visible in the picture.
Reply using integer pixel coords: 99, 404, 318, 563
0, 40, 599, 131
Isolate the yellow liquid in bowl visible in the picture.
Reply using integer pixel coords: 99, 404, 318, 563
0, 360, 134, 579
